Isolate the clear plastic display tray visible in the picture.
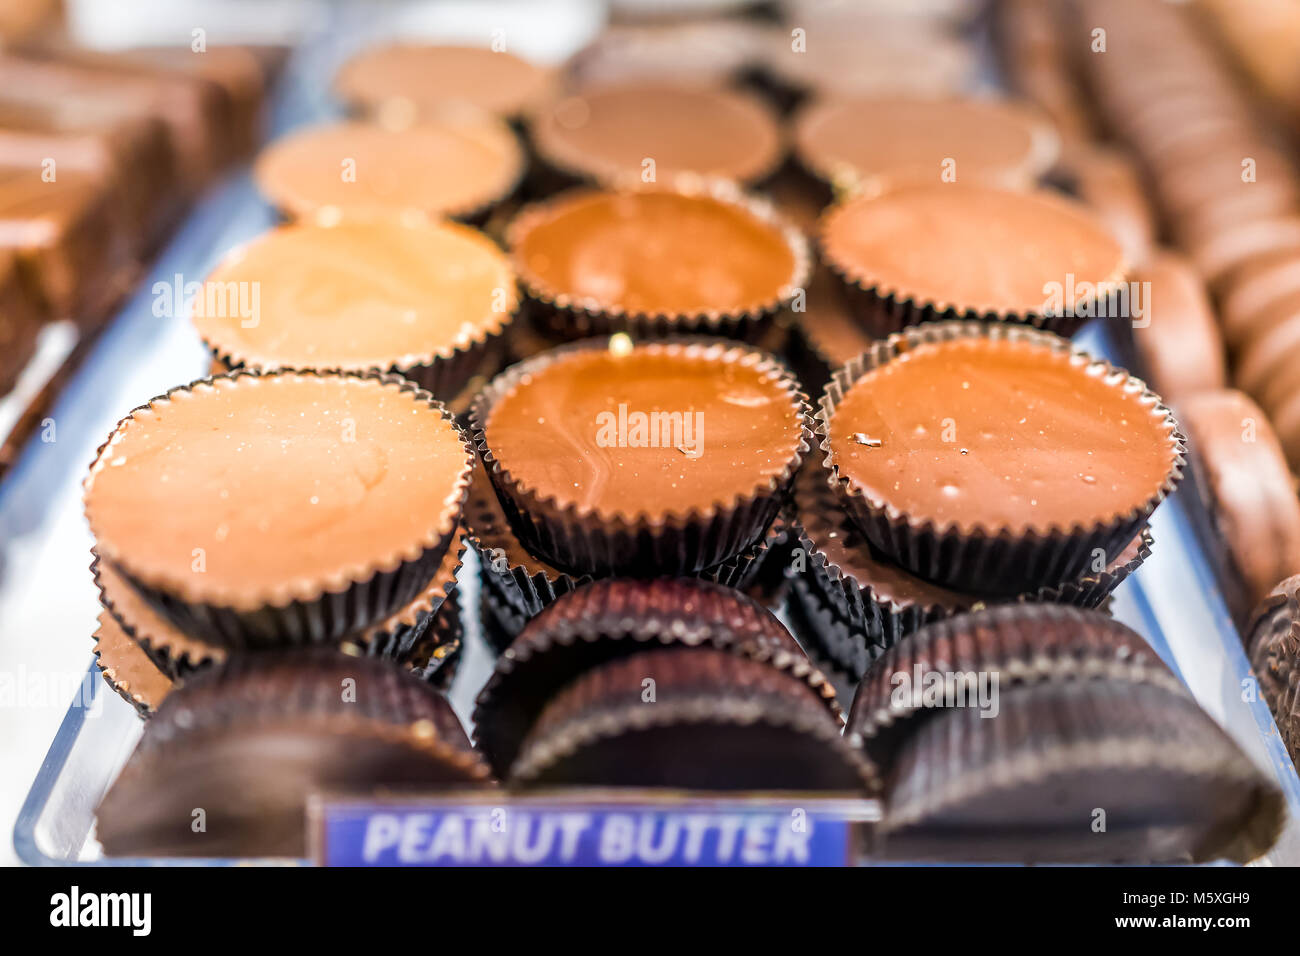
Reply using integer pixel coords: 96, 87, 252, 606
9, 9, 1300, 867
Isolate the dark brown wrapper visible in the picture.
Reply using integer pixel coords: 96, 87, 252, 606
816, 321, 1185, 595
846, 604, 1181, 766
405, 590, 463, 691
880, 678, 1285, 864
95, 651, 492, 858
1246, 575, 1300, 769
471, 336, 812, 577
466, 458, 791, 621
507, 645, 878, 792
472, 577, 840, 778
85, 369, 473, 649
92, 611, 171, 718
207, 310, 513, 409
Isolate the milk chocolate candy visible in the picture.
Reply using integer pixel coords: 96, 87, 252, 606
0, 250, 40, 395
196, 218, 518, 404
1177, 390, 1300, 621
1128, 250, 1226, 401
1246, 574, 1300, 769
472, 337, 810, 577
530, 82, 783, 188
819, 183, 1128, 338
254, 118, 525, 225
473, 577, 840, 776
92, 611, 172, 717
0, 160, 136, 325
507, 181, 810, 341
95, 652, 491, 858
508, 646, 876, 792
84, 371, 472, 648
793, 95, 1058, 196
0, 52, 227, 191
335, 43, 557, 123
817, 321, 1184, 594
0, 99, 180, 252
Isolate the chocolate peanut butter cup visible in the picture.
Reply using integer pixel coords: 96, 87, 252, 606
793, 95, 1059, 196
792, 464, 1152, 677
507, 645, 876, 792
93, 537, 465, 700
196, 218, 518, 403
472, 577, 838, 776
254, 118, 524, 224
880, 677, 1284, 864
334, 44, 557, 123
472, 337, 810, 576
506, 182, 810, 340
817, 322, 1184, 594
1176, 390, 1300, 622
846, 605, 1180, 766
1246, 575, 1300, 769
85, 371, 472, 648
466, 461, 786, 625
95, 652, 491, 858
819, 182, 1128, 337
530, 82, 783, 188
93, 611, 172, 717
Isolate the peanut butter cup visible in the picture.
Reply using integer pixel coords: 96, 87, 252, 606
792, 463, 1152, 677
472, 337, 810, 576
334, 44, 557, 122
530, 82, 783, 188
92, 536, 465, 703
473, 577, 839, 776
93, 611, 172, 717
793, 95, 1058, 195
84, 371, 472, 647
819, 182, 1128, 337
254, 118, 523, 224
196, 218, 517, 402
507, 648, 874, 791
817, 322, 1183, 594
95, 652, 491, 858
507, 182, 809, 339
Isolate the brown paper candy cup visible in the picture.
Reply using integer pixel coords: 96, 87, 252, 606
85, 369, 473, 649
471, 336, 812, 577
815, 321, 1184, 595
471, 577, 840, 777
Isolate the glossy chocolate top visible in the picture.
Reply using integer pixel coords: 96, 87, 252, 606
335, 44, 556, 118
512, 189, 799, 317
795, 95, 1057, 191
196, 218, 516, 369
485, 341, 804, 520
85, 374, 469, 607
821, 183, 1125, 316
826, 336, 1177, 531
532, 83, 782, 185
254, 119, 522, 220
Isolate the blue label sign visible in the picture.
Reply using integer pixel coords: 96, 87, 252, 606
313, 793, 870, 866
